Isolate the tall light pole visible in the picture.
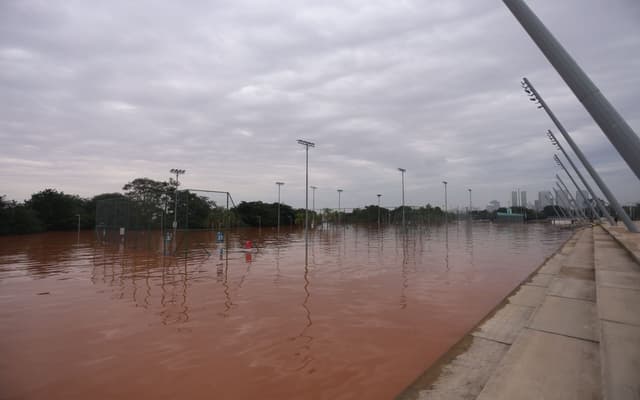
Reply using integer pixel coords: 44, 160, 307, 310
505, 0, 640, 181
398, 168, 406, 230
554, 155, 599, 221
557, 174, 586, 220
276, 182, 284, 233
310, 186, 317, 228
547, 130, 613, 224
442, 181, 448, 223
337, 189, 343, 224
522, 77, 637, 232
377, 194, 382, 227
555, 186, 575, 218
75, 214, 81, 242
170, 168, 185, 234
552, 188, 569, 219
468, 188, 472, 219
297, 139, 315, 255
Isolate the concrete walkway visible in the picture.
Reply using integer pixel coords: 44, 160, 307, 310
400, 224, 640, 400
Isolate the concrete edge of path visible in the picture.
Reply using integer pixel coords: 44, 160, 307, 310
600, 224, 640, 266
394, 228, 580, 400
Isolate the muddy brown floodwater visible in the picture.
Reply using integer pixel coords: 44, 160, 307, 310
0, 222, 571, 400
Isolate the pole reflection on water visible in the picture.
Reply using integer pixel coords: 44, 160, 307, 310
0, 223, 572, 400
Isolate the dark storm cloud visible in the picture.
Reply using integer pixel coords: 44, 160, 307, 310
1, 0, 639, 210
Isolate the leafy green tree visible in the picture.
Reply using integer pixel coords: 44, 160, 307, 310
26, 189, 85, 231
0, 196, 44, 234
235, 201, 295, 227
178, 192, 217, 229
122, 178, 172, 228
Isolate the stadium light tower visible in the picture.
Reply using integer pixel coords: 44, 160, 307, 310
505, 0, 640, 182
442, 181, 448, 223
337, 189, 343, 224
170, 168, 185, 233
398, 168, 406, 230
377, 194, 382, 227
522, 77, 637, 231
555, 171, 587, 220
546, 130, 613, 225
310, 186, 317, 228
276, 182, 284, 233
297, 139, 315, 254
554, 154, 599, 221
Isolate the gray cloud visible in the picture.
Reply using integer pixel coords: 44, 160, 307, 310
1, 0, 639, 211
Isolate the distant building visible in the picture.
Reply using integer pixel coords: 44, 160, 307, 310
496, 207, 524, 222
511, 191, 518, 208
538, 191, 553, 210
534, 199, 541, 211
555, 188, 570, 210
521, 191, 527, 209
487, 200, 501, 212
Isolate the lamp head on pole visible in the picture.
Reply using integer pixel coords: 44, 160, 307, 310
553, 154, 563, 168
276, 181, 284, 186
398, 168, 406, 173
546, 130, 560, 149
521, 77, 543, 109
297, 139, 315, 148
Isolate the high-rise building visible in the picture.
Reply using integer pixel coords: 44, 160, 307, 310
487, 200, 501, 212
511, 191, 518, 208
521, 191, 527, 209
538, 191, 553, 210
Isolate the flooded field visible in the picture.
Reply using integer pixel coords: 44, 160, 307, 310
0, 222, 571, 399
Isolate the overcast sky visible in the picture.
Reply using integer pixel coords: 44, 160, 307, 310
2, 0, 639, 211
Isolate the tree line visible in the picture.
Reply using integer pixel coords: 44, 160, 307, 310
2, 178, 638, 235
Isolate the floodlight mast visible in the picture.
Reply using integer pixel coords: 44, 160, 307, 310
297, 139, 315, 260
442, 181, 448, 223
310, 186, 317, 228
547, 130, 613, 225
337, 189, 343, 224
556, 173, 586, 220
552, 188, 569, 219
554, 155, 598, 220
377, 194, 382, 228
522, 77, 637, 232
505, 0, 640, 182
170, 168, 185, 233
555, 184, 577, 218
276, 182, 284, 233
398, 168, 406, 230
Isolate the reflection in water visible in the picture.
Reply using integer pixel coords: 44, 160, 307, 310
0, 223, 572, 400
445, 223, 450, 270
